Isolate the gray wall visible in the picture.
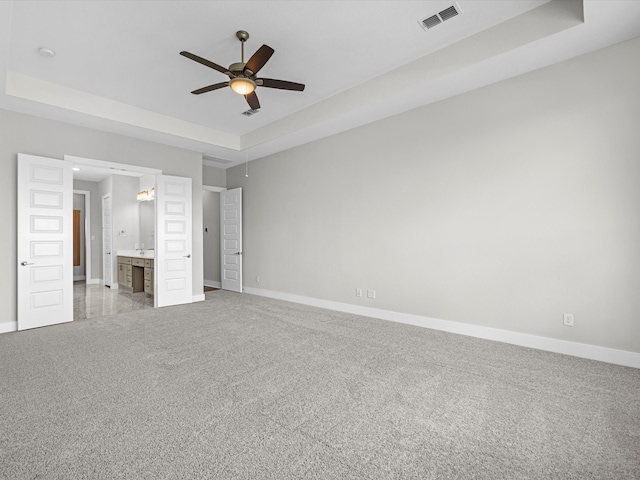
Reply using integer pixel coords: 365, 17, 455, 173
1, 109, 204, 328
228, 37, 640, 353
203, 164, 226, 188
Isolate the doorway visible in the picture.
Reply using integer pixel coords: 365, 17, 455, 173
18, 154, 196, 330
202, 186, 224, 290
202, 186, 243, 294
73, 190, 91, 283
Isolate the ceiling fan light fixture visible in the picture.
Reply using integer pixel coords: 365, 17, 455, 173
229, 77, 256, 95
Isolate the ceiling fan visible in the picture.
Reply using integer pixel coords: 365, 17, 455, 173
180, 30, 305, 110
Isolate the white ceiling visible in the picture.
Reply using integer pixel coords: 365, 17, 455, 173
1, 1, 639, 168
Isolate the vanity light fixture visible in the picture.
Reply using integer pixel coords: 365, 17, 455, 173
136, 187, 155, 201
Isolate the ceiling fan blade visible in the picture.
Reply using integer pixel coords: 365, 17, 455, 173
245, 91, 261, 110
244, 45, 274, 75
180, 51, 230, 76
191, 82, 229, 95
258, 78, 305, 91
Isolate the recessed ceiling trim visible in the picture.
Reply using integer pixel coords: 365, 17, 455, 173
6, 72, 241, 151
203, 157, 232, 167
243, 0, 584, 152
3, 0, 620, 169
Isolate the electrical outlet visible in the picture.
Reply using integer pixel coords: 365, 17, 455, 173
256, 275, 260, 283
563, 313, 574, 326
356, 288, 362, 297
367, 289, 376, 299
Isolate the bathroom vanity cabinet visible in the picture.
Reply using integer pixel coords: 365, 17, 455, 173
117, 255, 154, 296
143, 258, 154, 295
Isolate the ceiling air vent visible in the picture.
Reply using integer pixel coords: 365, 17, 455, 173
439, 5, 459, 22
242, 109, 260, 117
422, 15, 442, 29
419, 3, 461, 30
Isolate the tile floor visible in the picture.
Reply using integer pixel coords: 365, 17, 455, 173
73, 282, 220, 321
73, 281, 154, 321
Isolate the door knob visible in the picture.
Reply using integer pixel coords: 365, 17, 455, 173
235, 252, 243, 256
20, 261, 34, 266
184, 254, 191, 258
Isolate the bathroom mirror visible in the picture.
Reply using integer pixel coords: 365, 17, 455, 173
139, 197, 155, 250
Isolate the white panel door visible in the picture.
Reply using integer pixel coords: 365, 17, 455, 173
102, 194, 113, 287
17, 154, 73, 330
221, 187, 242, 293
156, 175, 192, 307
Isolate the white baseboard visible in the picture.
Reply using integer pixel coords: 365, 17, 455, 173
243, 287, 640, 369
73, 275, 86, 281
204, 280, 221, 288
193, 293, 205, 302
86, 278, 101, 285
0, 322, 17, 334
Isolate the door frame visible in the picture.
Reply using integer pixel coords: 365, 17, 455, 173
66, 155, 162, 290
65, 156, 161, 179
12, 152, 200, 332
203, 185, 226, 289
101, 193, 113, 288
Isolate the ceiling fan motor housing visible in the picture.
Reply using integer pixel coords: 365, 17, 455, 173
228, 61, 257, 94
229, 62, 247, 76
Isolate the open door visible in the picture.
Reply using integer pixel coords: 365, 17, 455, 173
17, 154, 73, 330
221, 187, 242, 292
156, 175, 192, 307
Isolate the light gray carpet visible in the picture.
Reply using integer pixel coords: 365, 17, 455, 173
1, 290, 639, 479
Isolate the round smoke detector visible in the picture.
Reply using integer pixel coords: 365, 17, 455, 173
38, 47, 56, 58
